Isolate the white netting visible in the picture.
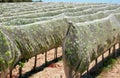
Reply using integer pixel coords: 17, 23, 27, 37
63, 13, 120, 77
0, 2, 120, 78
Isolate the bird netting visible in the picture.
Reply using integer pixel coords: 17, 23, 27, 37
0, 2, 120, 78
62, 13, 120, 77
0, 18, 69, 72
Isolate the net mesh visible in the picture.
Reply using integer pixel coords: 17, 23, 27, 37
63, 13, 120, 77
0, 2, 120, 77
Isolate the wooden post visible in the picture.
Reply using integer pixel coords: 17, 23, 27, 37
45, 51, 47, 66
54, 48, 58, 61
80, 73, 82, 78
87, 66, 89, 77
10, 69, 12, 78
19, 66, 22, 78
33, 55, 37, 70
102, 53, 104, 65
119, 43, 120, 49
95, 58, 98, 71
113, 44, 116, 58
109, 48, 111, 56
87, 68, 89, 74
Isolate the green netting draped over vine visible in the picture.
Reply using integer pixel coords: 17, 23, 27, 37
0, 2, 120, 78
63, 13, 120, 75
0, 18, 69, 72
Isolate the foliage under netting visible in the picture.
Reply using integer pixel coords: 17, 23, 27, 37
0, 18, 69, 72
0, 2, 120, 77
63, 13, 120, 77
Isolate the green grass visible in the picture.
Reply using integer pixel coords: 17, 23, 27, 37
102, 58, 117, 71
96, 58, 118, 78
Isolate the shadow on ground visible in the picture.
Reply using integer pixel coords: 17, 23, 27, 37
20, 48, 120, 78
82, 48, 120, 78
21, 56, 62, 78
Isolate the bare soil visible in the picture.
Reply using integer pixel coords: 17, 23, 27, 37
6, 45, 120, 78
97, 57, 120, 78
11, 47, 65, 78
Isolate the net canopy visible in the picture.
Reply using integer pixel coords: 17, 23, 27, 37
63, 13, 120, 76
0, 2, 120, 77
0, 18, 69, 72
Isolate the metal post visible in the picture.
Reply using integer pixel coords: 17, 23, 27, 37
113, 45, 116, 58
33, 55, 37, 70
87, 66, 89, 77
95, 58, 98, 71
102, 53, 104, 65
119, 43, 120, 49
109, 48, 111, 56
54, 48, 58, 61
45, 51, 47, 66
80, 73, 82, 78
10, 69, 12, 78
19, 66, 22, 78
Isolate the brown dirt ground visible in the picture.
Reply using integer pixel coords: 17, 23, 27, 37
97, 57, 120, 78
4, 44, 120, 78
11, 47, 65, 78
96, 44, 120, 78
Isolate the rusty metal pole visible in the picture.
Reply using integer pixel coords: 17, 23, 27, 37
119, 43, 120, 49
102, 53, 104, 65
87, 66, 89, 77
54, 48, 58, 61
95, 58, 98, 71
10, 69, 12, 78
19, 66, 22, 78
113, 44, 116, 58
45, 51, 47, 66
108, 48, 111, 56
33, 55, 37, 70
